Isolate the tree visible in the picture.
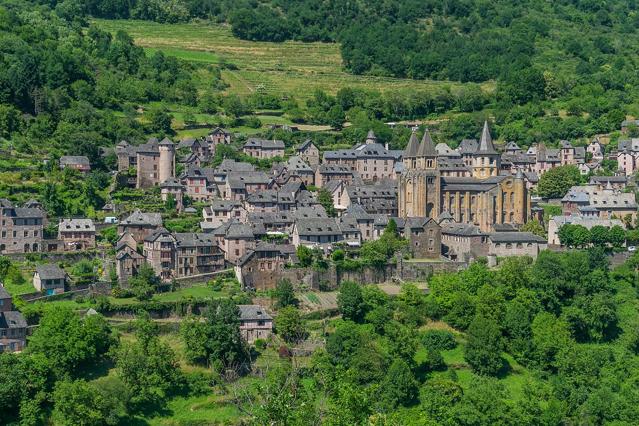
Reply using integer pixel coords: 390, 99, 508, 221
180, 299, 251, 372
27, 308, 113, 377
115, 315, 181, 408
274, 278, 297, 308
317, 188, 336, 217
337, 281, 365, 322
275, 306, 307, 343
128, 263, 160, 300
148, 109, 173, 135
464, 315, 504, 376
609, 225, 626, 248
296, 245, 313, 267
531, 312, 573, 372
377, 359, 418, 411
521, 219, 545, 238
51, 380, 121, 426
589, 225, 610, 247
536, 165, 581, 199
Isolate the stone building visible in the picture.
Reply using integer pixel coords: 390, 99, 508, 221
0, 285, 27, 353
487, 232, 547, 258
0, 199, 44, 254
296, 140, 320, 166
242, 138, 285, 159
118, 210, 163, 243
238, 305, 273, 343
33, 264, 68, 295
315, 164, 355, 188
143, 229, 225, 281
323, 130, 397, 183
115, 234, 145, 284
58, 218, 96, 251
398, 123, 530, 232
59, 156, 91, 173
115, 138, 176, 189
235, 243, 297, 291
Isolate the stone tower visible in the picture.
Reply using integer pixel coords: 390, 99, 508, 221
365, 129, 377, 145
158, 138, 175, 184
472, 121, 500, 179
398, 129, 441, 219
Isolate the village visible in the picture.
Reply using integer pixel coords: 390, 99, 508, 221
1, 120, 637, 354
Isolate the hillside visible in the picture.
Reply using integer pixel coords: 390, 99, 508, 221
94, 19, 481, 101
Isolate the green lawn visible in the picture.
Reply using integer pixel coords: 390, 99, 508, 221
153, 285, 227, 302
142, 393, 243, 425
93, 19, 487, 101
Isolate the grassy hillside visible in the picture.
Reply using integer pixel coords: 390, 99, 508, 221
94, 19, 489, 101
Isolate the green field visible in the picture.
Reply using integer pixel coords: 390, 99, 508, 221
94, 19, 488, 101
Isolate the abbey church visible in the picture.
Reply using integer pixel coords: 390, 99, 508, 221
398, 122, 530, 232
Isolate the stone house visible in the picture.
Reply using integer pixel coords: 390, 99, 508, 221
59, 156, 91, 173
587, 139, 604, 161
487, 232, 547, 258
0, 285, 27, 353
242, 138, 285, 159
271, 156, 315, 187
235, 243, 297, 291
143, 229, 225, 281
323, 131, 397, 183
323, 180, 349, 212
223, 222, 255, 264
33, 264, 68, 295
315, 164, 355, 188
206, 127, 232, 151
181, 167, 217, 202
561, 185, 637, 221
118, 210, 163, 243
238, 305, 273, 343
58, 218, 96, 251
115, 236, 145, 284
0, 199, 44, 254
202, 200, 246, 228
292, 218, 344, 248
116, 138, 176, 189
160, 178, 186, 211
441, 224, 489, 262
177, 138, 209, 159
296, 140, 320, 166
222, 172, 272, 201
402, 217, 442, 259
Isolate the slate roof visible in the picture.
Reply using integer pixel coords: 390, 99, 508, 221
0, 311, 27, 329
121, 210, 163, 227
285, 156, 313, 173
174, 233, 217, 247
294, 218, 342, 236
226, 171, 271, 190
458, 139, 478, 154
160, 177, 185, 189
60, 156, 90, 167
417, 129, 437, 157
13, 208, 44, 219
35, 264, 67, 280
0, 285, 10, 300
442, 223, 485, 236
244, 138, 285, 150
59, 218, 95, 232
225, 222, 254, 239
297, 139, 315, 152
317, 164, 352, 174
488, 232, 546, 243
238, 305, 273, 321
215, 159, 256, 175
403, 131, 420, 158
477, 121, 498, 155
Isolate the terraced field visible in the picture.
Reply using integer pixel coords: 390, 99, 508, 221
95, 19, 482, 100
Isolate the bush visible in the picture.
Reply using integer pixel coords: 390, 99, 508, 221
422, 330, 457, 351
254, 339, 267, 351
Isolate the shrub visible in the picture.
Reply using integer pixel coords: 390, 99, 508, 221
422, 329, 457, 351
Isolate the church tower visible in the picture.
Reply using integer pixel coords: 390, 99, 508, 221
399, 128, 440, 219
472, 121, 500, 179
